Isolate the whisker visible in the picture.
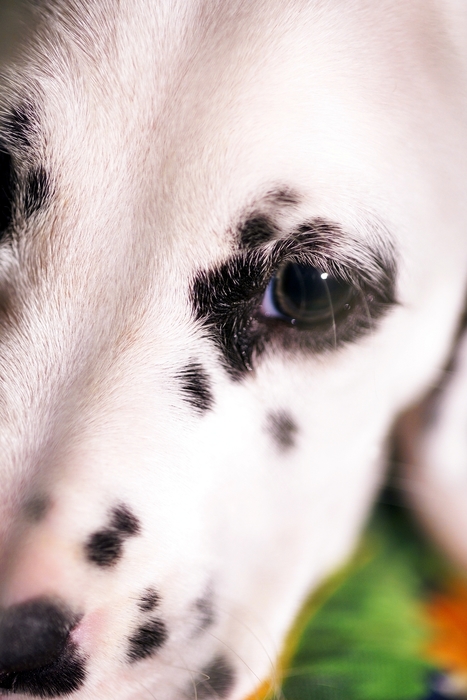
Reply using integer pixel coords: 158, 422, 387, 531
172, 648, 200, 700
209, 601, 283, 694
135, 678, 160, 700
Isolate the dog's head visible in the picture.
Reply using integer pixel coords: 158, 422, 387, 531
0, 1, 466, 699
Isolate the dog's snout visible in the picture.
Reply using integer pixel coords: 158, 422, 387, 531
0, 598, 72, 673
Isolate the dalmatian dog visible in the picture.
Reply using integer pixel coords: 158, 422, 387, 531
0, 1, 466, 698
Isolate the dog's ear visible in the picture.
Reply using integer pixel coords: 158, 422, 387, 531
397, 319, 467, 572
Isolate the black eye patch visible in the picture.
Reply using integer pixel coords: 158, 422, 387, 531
192, 218, 397, 379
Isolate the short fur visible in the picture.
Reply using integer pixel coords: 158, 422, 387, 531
0, 1, 466, 699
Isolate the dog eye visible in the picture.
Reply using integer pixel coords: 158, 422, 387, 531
261, 261, 353, 327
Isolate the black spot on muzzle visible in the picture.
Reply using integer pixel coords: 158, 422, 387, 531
128, 617, 168, 662
0, 598, 86, 697
85, 504, 141, 568
138, 588, 160, 612
192, 654, 236, 699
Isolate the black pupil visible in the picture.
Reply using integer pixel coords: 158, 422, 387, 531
273, 262, 352, 324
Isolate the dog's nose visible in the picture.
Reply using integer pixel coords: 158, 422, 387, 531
0, 598, 72, 672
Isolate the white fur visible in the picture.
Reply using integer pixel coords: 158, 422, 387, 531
0, 1, 466, 699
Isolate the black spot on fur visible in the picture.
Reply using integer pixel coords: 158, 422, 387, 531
0, 641, 86, 697
110, 504, 141, 536
194, 590, 215, 632
239, 214, 277, 249
128, 618, 168, 662
3, 105, 34, 149
267, 187, 300, 207
267, 411, 298, 451
85, 529, 123, 568
0, 147, 14, 236
194, 655, 236, 699
138, 589, 160, 613
85, 504, 141, 568
24, 166, 50, 217
179, 363, 214, 413
192, 218, 396, 379
24, 495, 50, 523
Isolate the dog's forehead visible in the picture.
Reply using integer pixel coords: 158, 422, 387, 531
4, 0, 461, 267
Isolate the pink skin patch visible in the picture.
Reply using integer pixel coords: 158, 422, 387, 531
70, 608, 107, 651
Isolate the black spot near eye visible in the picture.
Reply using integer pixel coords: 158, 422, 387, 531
138, 589, 160, 613
127, 618, 168, 662
178, 363, 214, 413
194, 655, 236, 699
0, 147, 14, 237
24, 166, 50, 218
110, 505, 141, 537
267, 411, 298, 451
239, 215, 277, 249
84, 530, 123, 568
268, 188, 300, 207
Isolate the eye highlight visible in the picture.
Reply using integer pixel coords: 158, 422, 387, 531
261, 262, 353, 327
